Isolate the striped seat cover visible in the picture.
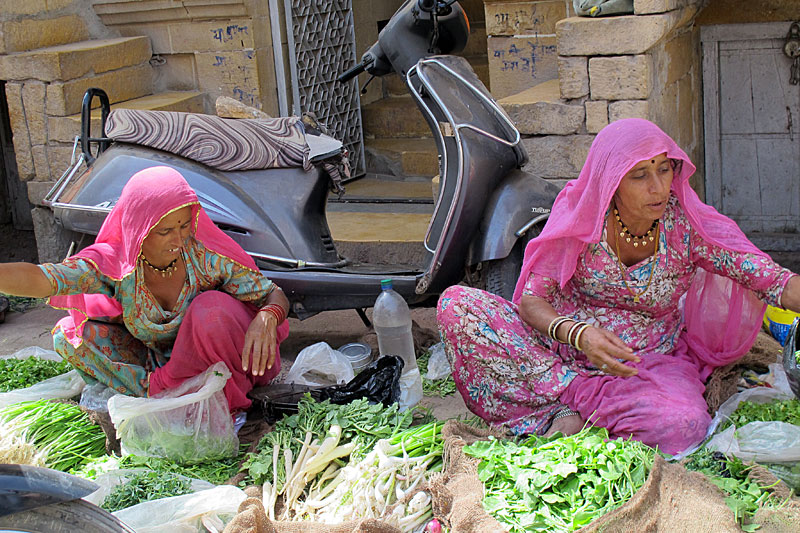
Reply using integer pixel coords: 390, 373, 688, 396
105, 109, 311, 172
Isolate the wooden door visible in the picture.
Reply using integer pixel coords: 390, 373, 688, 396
702, 22, 800, 251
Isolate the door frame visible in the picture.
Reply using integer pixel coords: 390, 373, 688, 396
701, 21, 798, 250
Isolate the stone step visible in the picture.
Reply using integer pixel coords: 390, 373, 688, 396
46, 63, 154, 116
364, 138, 439, 178
337, 174, 435, 201
498, 79, 585, 135
0, 37, 152, 83
48, 91, 206, 143
0, 14, 89, 55
362, 95, 430, 139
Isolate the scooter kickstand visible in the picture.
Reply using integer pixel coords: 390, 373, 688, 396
356, 308, 371, 328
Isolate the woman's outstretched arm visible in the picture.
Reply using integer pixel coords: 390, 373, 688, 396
780, 275, 800, 313
0, 262, 53, 298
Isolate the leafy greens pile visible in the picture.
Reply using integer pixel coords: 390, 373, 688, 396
720, 398, 800, 431
101, 470, 193, 512
463, 427, 655, 532
0, 357, 72, 392
417, 348, 456, 398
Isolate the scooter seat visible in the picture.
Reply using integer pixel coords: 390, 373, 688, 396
104, 109, 312, 172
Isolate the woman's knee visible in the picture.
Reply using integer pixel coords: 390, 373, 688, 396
186, 290, 249, 324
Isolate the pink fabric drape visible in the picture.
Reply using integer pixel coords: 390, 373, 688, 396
148, 291, 289, 412
512, 118, 768, 366
49, 166, 261, 347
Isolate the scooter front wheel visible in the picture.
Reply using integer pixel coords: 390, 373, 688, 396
484, 224, 543, 301
0, 499, 134, 533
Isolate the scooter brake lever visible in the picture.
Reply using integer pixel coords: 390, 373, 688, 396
360, 75, 377, 95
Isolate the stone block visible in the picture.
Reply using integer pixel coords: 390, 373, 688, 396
4, 0, 50, 16
558, 56, 589, 99
362, 96, 429, 138
0, 16, 89, 55
153, 54, 198, 92
485, 1, 566, 36
32, 206, 86, 264
215, 96, 271, 119
0, 37, 152, 83
48, 91, 206, 143
46, 144, 77, 181
585, 100, 609, 133
634, 0, 695, 15
663, 30, 694, 87
609, 100, 650, 121
5, 83, 35, 181
27, 181, 56, 206
116, 23, 171, 54
93, 0, 249, 25
31, 145, 50, 181
21, 83, 47, 145
488, 35, 559, 99
168, 19, 256, 53
499, 80, 584, 135
521, 134, 594, 178
589, 55, 652, 100
556, 11, 689, 56
195, 49, 262, 109
46, 63, 154, 116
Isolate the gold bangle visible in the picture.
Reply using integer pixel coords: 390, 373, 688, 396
573, 323, 591, 351
548, 316, 572, 343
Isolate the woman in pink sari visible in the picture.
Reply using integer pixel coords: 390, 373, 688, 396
437, 119, 800, 454
0, 166, 289, 413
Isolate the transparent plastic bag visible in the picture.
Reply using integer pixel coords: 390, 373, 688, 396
107, 362, 238, 463
284, 341, 354, 386
80, 382, 116, 412
424, 342, 451, 380
0, 347, 85, 409
111, 484, 247, 533
83, 468, 215, 507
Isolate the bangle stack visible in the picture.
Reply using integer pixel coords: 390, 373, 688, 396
546, 316, 590, 352
260, 303, 287, 324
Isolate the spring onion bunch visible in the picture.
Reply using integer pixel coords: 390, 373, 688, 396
0, 400, 107, 472
294, 421, 444, 529
463, 426, 655, 532
0, 419, 48, 466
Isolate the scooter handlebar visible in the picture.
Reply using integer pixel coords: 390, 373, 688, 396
337, 62, 366, 83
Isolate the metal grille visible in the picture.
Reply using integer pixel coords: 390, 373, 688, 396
285, 0, 365, 178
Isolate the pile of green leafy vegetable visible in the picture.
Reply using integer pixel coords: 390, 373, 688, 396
683, 447, 775, 528
719, 398, 800, 431
101, 470, 194, 512
417, 347, 456, 398
242, 395, 414, 488
462, 427, 655, 532
0, 357, 72, 392
77, 452, 245, 486
0, 399, 106, 472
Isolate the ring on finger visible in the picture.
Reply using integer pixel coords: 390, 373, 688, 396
600, 363, 608, 371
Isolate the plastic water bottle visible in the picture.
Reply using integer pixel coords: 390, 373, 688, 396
373, 279, 423, 409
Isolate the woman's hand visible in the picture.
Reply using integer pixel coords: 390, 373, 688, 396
578, 326, 640, 377
242, 310, 278, 376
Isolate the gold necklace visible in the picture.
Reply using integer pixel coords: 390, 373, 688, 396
140, 254, 178, 278
613, 221, 660, 304
613, 208, 658, 248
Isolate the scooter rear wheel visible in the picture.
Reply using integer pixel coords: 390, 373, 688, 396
0, 499, 134, 533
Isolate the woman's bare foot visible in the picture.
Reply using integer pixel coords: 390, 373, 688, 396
544, 414, 584, 437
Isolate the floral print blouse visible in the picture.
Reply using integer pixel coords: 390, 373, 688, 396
522, 195, 794, 365
39, 237, 275, 366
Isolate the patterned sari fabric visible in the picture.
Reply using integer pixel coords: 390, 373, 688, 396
45, 166, 288, 411
438, 196, 794, 454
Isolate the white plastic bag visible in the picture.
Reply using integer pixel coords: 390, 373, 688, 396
284, 342, 354, 386
80, 382, 116, 412
705, 381, 800, 463
83, 468, 215, 507
424, 342, 451, 380
107, 362, 237, 463
112, 484, 247, 533
0, 347, 85, 408
398, 367, 423, 411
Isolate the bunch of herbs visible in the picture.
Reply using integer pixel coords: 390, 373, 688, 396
417, 348, 456, 398
462, 426, 655, 532
719, 398, 800, 431
101, 470, 193, 512
0, 357, 72, 392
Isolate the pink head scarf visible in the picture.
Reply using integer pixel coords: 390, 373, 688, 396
513, 118, 768, 369
50, 166, 260, 346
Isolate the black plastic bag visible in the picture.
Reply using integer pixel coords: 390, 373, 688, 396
249, 356, 404, 424
782, 318, 800, 399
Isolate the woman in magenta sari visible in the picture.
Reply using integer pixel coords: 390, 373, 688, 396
437, 118, 800, 454
0, 166, 289, 413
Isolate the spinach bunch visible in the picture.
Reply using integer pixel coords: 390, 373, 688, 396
0, 357, 72, 392
720, 398, 800, 431
101, 470, 193, 512
417, 348, 456, 398
463, 427, 654, 532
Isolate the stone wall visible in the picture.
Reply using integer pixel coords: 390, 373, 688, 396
484, 0, 573, 99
